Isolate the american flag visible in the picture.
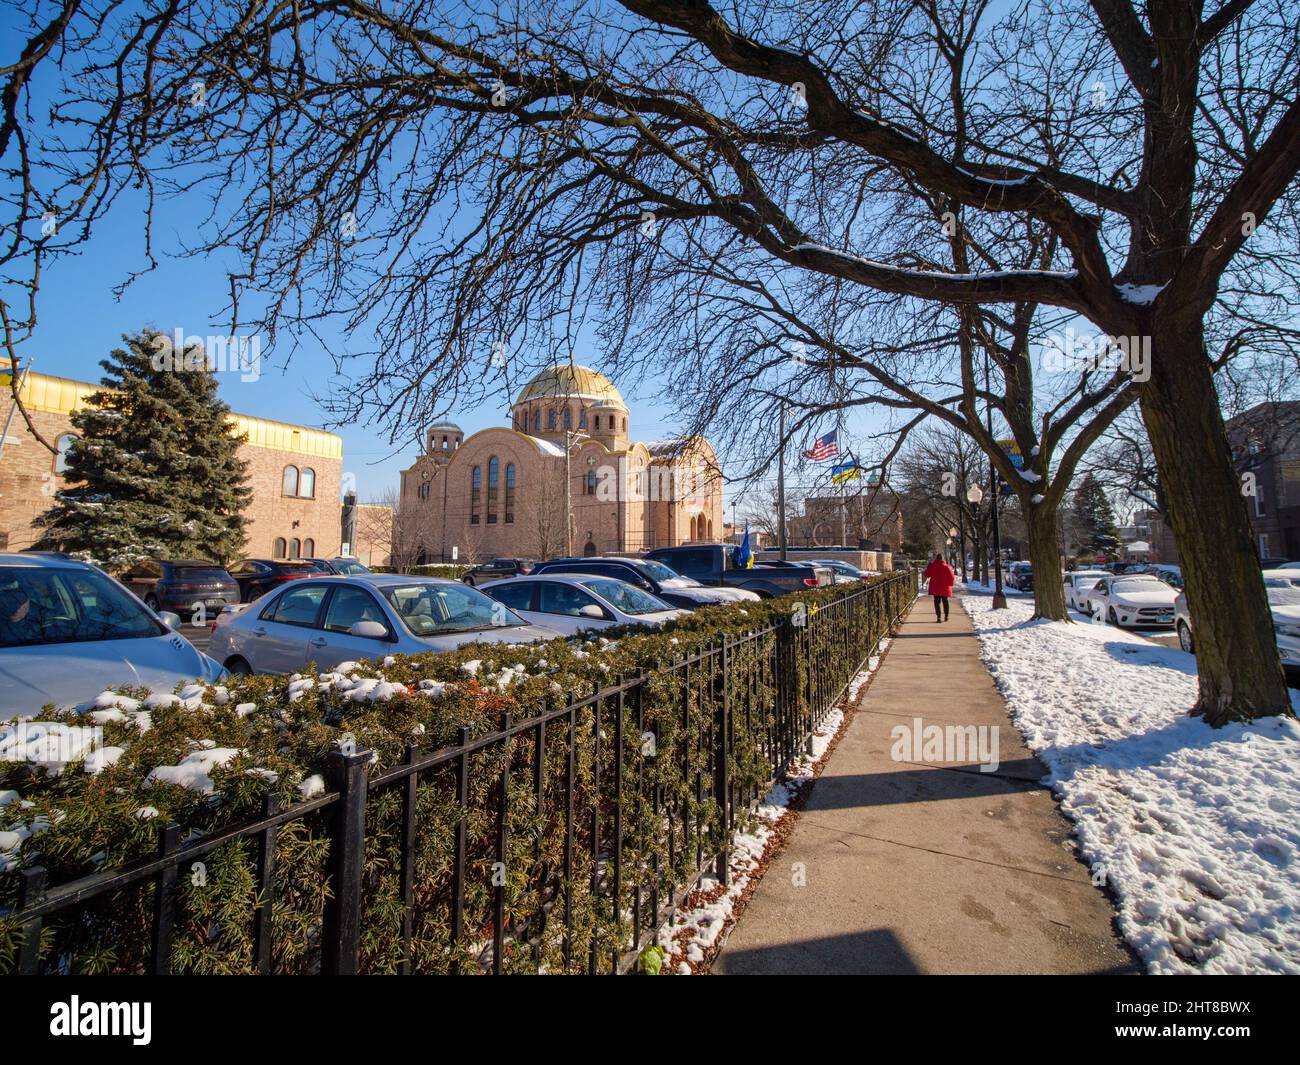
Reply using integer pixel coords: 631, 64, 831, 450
802, 430, 838, 461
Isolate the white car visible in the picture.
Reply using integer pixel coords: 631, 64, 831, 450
481, 573, 689, 635
1062, 569, 1109, 610
0, 553, 225, 718
1176, 571, 1300, 669
208, 574, 564, 675
532, 556, 760, 608
1081, 573, 1178, 627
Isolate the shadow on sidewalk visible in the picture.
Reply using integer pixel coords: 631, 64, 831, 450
801, 758, 1049, 811
718, 928, 923, 975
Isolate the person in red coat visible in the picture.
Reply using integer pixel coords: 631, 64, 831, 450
922, 553, 956, 622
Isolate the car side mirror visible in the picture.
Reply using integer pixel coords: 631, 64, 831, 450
349, 620, 389, 639
159, 611, 182, 630
578, 604, 605, 619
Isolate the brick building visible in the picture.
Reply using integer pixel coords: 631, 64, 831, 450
0, 366, 344, 562
398, 364, 724, 562
1229, 401, 1300, 562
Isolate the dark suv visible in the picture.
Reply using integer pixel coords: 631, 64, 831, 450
120, 560, 240, 621
228, 559, 323, 602
462, 558, 535, 586
307, 557, 372, 576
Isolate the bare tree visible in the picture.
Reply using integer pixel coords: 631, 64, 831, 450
7, 0, 1299, 722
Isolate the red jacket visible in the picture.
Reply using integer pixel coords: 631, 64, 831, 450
922, 558, 956, 597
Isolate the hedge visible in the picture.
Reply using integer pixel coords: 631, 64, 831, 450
367, 564, 469, 579
0, 574, 915, 974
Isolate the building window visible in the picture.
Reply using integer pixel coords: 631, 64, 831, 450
304, 538, 315, 557
282, 465, 299, 496
578, 407, 587, 429
300, 467, 316, 499
273, 537, 287, 559
1254, 481, 1266, 516
1260, 533, 1271, 557
471, 465, 481, 524
487, 456, 499, 524
54, 433, 77, 474
548, 409, 556, 431
290, 537, 301, 559
593, 415, 600, 430
622, 417, 627, 432
418, 480, 430, 500
505, 463, 516, 524
563, 407, 572, 430
533, 410, 540, 433
585, 469, 597, 495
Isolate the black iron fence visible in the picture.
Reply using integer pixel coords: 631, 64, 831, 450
5, 573, 915, 975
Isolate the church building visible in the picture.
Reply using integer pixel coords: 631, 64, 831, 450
397, 364, 723, 562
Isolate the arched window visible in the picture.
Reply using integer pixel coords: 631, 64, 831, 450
548, 409, 556, 431
533, 410, 540, 433
505, 463, 516, 524
418, 481, 430, 500
622, 417, 627, 432
304, 538, 315, 557
593, 415, 600, 430
299, 467, 316, 499
471, 466, 481, 524
290, 537, 301, 559
282, 465, 299, 496
487, 456, 499, 524
54, 433, 77, 474
273, 537, 287, 559
585, 469, 597, 496
578, 407, 587, 429
563, 407, 572, 430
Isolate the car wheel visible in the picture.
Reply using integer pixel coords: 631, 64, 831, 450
1177, 620, 1195, 655
1107, 606, 1118, 625
225, 656, 253, 676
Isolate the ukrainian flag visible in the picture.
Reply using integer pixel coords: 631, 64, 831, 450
831, 463, 863, 485
735, 525, 754, 568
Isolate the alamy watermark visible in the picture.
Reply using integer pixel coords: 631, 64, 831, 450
1038, 327, 1151, 383
890, 717, 1000, 773
149, 328, 261, 382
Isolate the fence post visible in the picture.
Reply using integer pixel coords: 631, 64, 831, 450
715, 635, 730, 886
321, 748, 371, 975
16, 866, 46, 974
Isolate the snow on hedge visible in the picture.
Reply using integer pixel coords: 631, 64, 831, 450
962, 593, 1300, 974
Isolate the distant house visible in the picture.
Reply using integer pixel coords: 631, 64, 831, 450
1227, 402, 1300, 562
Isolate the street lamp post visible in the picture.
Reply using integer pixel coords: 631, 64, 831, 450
966, 482, 1005, 606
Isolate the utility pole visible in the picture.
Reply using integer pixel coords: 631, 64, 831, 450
564, 428, 572, 557
777, 402, 788, 560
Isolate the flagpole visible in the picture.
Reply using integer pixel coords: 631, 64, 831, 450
777, 401, 788, 561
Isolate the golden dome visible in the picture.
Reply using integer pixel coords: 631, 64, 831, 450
515, 364, 625, 408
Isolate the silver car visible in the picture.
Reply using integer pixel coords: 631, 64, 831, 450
207, 574, 565, 675
480, 573, 688, 635
0, 553, 225, 719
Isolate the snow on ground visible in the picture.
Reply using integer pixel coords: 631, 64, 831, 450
659, 639, 892, 974
962, 592, 1300, 974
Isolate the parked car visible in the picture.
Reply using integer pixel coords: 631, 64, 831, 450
1274, 561, 1300, 571
481, 573, 687, 635
461, 558, 535, 586
119, 559, 240, 622
1061, 569, 1109, 610
1176, 571, 1300, 672
228, 559, 324, 602
208, 574, 564, 675
531, 556, 759, 609
307, 557, 371, 576
645, 544, 832, 597
1080, 573, 1178, 627
1142, 563, 1184, 589
0, 553, 225, 718
1006, 562, 1035, 592
806, 558, 874, 582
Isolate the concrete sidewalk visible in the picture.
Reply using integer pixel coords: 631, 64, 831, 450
713, 598, 1139, 975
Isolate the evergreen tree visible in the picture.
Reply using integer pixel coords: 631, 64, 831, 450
1070, 474, 1121, 559
36, 330, 252, 570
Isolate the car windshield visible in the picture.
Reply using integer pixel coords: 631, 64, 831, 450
1113, 578, 1161, 594
638, 559, 696, 585
332, 560, 369, 575
1265, 581, 1300, 608
578, 578, 671, 615
381, 582, 525, 636
0, 566, 164, 648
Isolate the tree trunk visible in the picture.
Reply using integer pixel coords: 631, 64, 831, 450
1140, 316, 1291, 724
1024, 499, 1067, 620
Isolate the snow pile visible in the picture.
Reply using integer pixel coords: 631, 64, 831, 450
962, 593, 1300, 974
145, 747, 245, 794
